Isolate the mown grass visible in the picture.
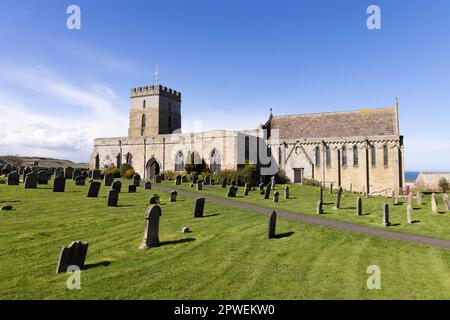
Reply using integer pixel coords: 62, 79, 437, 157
1, 179, 450, 299
161, 180, 450, 241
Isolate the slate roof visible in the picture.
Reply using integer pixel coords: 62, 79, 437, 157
269, 107, 399, 140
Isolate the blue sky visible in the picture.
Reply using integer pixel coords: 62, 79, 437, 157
0, 0, 449, 171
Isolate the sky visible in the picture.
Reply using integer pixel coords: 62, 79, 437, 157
0, 0, 449, 171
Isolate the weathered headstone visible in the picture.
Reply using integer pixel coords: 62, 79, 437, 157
75, 176, 86, 186
357, 197, 362, 216
259, 183, 265, 194
227, 186, 237, 198
65, 167, 74, 180
175, 175, 182, 186
87, 181, 101, 198
392, 190, 398, 205
139, 205, 162, 249
416, 191, 423, 206
37, 170, 49, 185
443, 194, 450, 211
268, 211, 277, 239
53, 175, 66, 192
56, 241, 89, 274
264, 186, 271, 200
431, 193, 439, 214
133, 174, 141, 187
154, 175, 162, 183
170, 190, 178, 202
128, 185, 137, 193
24, 172, 38, 189
221, 178, 228, 188
112, 180, 122, 193
284, 186, 289, 200
329, 182, 333, 194
7, 171, 19, 186
382, 203, 391, 227
149, 194, 160, 204
273, 191, 279, 203
145, 181, 152, 190
107, 189, 119, 206
317, 199, 324, 214
196, 181, 203, 191
194, 198, 205, 218
104, 173, 114, 186
333, 187, 343, 210
407, 204, 412, 224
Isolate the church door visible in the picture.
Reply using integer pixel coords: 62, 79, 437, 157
294, 168, 303, 184
146, 158, 160, 180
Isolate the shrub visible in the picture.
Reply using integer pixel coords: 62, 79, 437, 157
439, 177, 450, 193
303, 178, 320, 187
103, 165, 121, 178
162, 170, 176, 180
184, 152, 210, 175
274, 168, 290, 184
122, 168, 135, 179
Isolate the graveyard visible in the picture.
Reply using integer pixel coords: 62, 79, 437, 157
1, 176, 450, 299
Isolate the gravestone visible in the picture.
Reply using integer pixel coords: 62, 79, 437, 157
231, 179, 237, 187
443, 194, 450, 211
416, 191, 423, 206
72, 170, 82, 181
333, 187, 343, 210
273, 191, 279, 203
133, 174, 141, 187
37, 170, 49, 185
54, 168, 64, 179
107, 189, 119, 207
75, 176, 86, 186
268, 211, 277, 239
284, 186, 289, 200
56, 241, 89, 274
112, 180, 122, 193
22, 167, 32, 181
270, 176, 275, 190
194, 198, 205, 218
259, 183, 265, 194
182, 176, 188, 183
145, 181, 152, 190
196, 181, 203, 191
149, 194, 160, 205
128, 185, 137, 193
319, 184, 324, 203
7, 171, 19, 186
227, 186, 237, 198
182, 226, 191, 233
160, 173, 166, 181
357, 197, 362, 216
170, 190, 177, 202
205, 176, 211, 186
104, 173, 114, 186
407, 204, 412, 224
87, 181, 101, 198
329, 182, 333, 194
91, 169, 102, 180
244, 186, 250, 196
154, 175, 162, 183
407, 192, 414, 207
24, 173, 38, 189
392, 190, 398, 205
264, 186, 271, 200
431, 193, 439, 214
53, 176, 66, 192
221, 178, 228, 188
175, 175, 182, 186
317, 199, 324, 214
211, 179, 215, 186
139, 205, 162, 249
382, 203, 391, 227
64, 167, 74, 180
1, 205, 13, 211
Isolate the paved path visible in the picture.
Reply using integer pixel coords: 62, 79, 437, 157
155, 185, 450, 250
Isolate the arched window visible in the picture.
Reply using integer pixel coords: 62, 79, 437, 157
325, 146, 331, 167
210, 149, 221, 172
315, 146, 321, 166
383, 145, 389, 166
342, 146, 347, 166
353, 146, 359, 166
143, 100, 146, 109
126, 153, 133, 166
141, 114, 146, 136
245, 136, 250, 162
371, 145, 376, 166
174, 151, 184, 172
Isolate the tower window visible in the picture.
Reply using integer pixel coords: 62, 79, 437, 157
141, 114, 146, 136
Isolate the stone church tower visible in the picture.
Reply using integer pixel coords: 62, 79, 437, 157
128, 85, 182, 137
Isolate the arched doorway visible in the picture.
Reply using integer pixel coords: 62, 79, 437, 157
146, 158, 160, 180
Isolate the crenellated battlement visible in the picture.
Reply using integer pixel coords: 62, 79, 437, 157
131, 84, 181, 101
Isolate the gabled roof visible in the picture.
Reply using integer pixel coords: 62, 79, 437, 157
269, 107, 399, 140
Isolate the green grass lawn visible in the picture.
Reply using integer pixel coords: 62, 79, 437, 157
161, 181, 450, 241
1, 179, 450, 299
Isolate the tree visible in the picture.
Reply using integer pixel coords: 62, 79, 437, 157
2, 155, 23, 167
184, 151, 209, 175
439, 177, 449, 193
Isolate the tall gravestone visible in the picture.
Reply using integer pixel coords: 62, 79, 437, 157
107, 189, 119, 207
133, 174, 141, 187
196, 181, 203, 191
333, 187, 343, 210
64, 167, 74, 180
392, 190, 398, 205
139, 205, 162, 249
56, 241, 89, 274
431, 193, 439, 214
194, 198, 205, 218
443, 194, 450, 211
7, 171, 19, 186
37, 170, 49, 185
221, 178, 228, 188
175, 175, 182, 186
53, 175, 66, 192
407, 192, 414, 207
416, 191, 423, 206
104, 173, 114, 186
170, 190, 177, 202
112, 180, 122, 193
268, 211, 277, 239
54, 168, 64, 179
145, 181, 152, 190
316, 200, 323, 214
264, 186, 271, 200
273, 191, 279, 203
357, 197, 362, 216
407, 204, 413, 224
319, 184, 324, 203
382, 203, 391, 227
87, 181, 101, 197
24, 172, 38, 189
284, 186, 289, 200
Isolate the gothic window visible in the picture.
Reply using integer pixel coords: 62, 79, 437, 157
383, 145, 389, 166
175, 151, 184, 172
371, 145, 376, 166
245, 136, 250, 162
126, 153, 133, 167
353, 145, 359, 166
143, 100, 146, 109
325, 146, 331, 167
141, 114, 146, 136
210, 149, 221, 172
342, 146, 347, 166
315, 146, 320, 167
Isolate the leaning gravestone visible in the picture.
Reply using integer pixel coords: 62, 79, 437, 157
37, 170, 49, 185
316, 199, 323, 214
56, 241, 89, 274
139, 205, 162, 249
431, 193, 439, 214
392, 190, 398, 205
268, 211, 277, 239
357, 197, 362, 216
112, 180, 122, 193
149, 194, 160, 205
221, 178, 228, 188
443, 194, 450, 211
175, 175, 182, 186
416, 191, 423, 206
264, 186, 271, 200
87, 181, 101, 198
196, 181, 203, 191
107, 189, 119, 207
53, 175, 66, 192
129, 185, 137, 193
24, 172, 38, 189
170, 190, 177, 202
227, 186, 237, 198
75, 176, 86, 186
273, 191, 279, 203
284, 186, 289, 200
7, 171, 19, 186
194, 198, 205, 218
133, 174, 141, 187
104, 173, 114, 186
333, 187, 343, 210
145, 181, 152, 190
382, 203, 391, 227
23, 167, 32, 182
407, 204, 413, 224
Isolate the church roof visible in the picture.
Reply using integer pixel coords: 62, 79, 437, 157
270, 107, 399, 139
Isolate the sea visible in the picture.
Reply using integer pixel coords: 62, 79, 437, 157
405, 171, 420, 182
